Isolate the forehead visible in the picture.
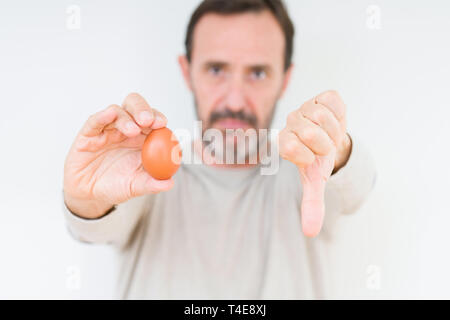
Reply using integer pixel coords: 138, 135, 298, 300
191, 10, 285, 67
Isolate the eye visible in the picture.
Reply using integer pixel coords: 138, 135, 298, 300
250, 69, 267, 80
208, 65, 223, 76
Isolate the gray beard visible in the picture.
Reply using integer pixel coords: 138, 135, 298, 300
193, 97, 278, 165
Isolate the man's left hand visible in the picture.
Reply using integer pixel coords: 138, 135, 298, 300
278, 90, 352, 237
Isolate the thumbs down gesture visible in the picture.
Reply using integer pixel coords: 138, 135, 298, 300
279, 90, 352, 238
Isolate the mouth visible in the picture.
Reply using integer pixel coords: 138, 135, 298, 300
212, 117, 253, 130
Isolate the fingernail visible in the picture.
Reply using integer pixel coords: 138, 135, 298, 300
139, 111, 153, 123
156, 114, 167, 124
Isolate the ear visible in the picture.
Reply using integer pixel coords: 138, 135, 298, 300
178, 55, 193, 92
279, 63, 294, 98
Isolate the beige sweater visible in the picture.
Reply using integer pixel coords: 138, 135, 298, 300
63, 134, 376, 299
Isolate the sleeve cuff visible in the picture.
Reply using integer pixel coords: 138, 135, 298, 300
327, 133, 377, 214
62, 193, 151, 246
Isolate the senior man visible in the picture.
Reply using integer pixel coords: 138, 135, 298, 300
63, 0, 375, 299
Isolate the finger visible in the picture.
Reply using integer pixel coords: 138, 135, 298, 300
314, 90, 346, 122
279, 128, 315, 167
300, 100, 343, 146
130, 169, 175, 197
122, 93, 156, 128
287, 111, 334, 156
299, 149, 336, 238
300, 166, 326, 238
103, 105, 141, 138
122, 93, 168, 129
81, 106, 118, 137
151, 109, 168, 129
138, 109, 168, 135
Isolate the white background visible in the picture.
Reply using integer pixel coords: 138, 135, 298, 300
0, 0, 449, 299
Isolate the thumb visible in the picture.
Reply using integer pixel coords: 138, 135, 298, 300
130, 169, 174, 197
299, 166, 326, 238
298, 148, 336, 237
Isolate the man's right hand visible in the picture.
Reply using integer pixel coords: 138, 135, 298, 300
63, 93, 174, 219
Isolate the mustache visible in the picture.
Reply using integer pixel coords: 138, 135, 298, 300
209, 108, 258, 128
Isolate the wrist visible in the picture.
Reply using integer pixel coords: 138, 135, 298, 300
333, 133, 352, 174
64, 192, 115, 220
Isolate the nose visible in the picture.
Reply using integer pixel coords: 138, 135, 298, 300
224, 75, 246, 112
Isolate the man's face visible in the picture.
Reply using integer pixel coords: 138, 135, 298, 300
180, 10, 292, 134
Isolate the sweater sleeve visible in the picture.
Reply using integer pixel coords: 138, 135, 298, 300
321, 133, 377, 238
62, 194, 154, 249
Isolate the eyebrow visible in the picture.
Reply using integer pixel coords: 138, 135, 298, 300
203, 61, 228, 70
203, 61, 273, 74
247, 64, 272, 74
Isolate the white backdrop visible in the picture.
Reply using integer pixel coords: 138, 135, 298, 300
0, 0, 449, 299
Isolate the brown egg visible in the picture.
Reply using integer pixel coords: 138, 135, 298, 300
141, 127, 182, 180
